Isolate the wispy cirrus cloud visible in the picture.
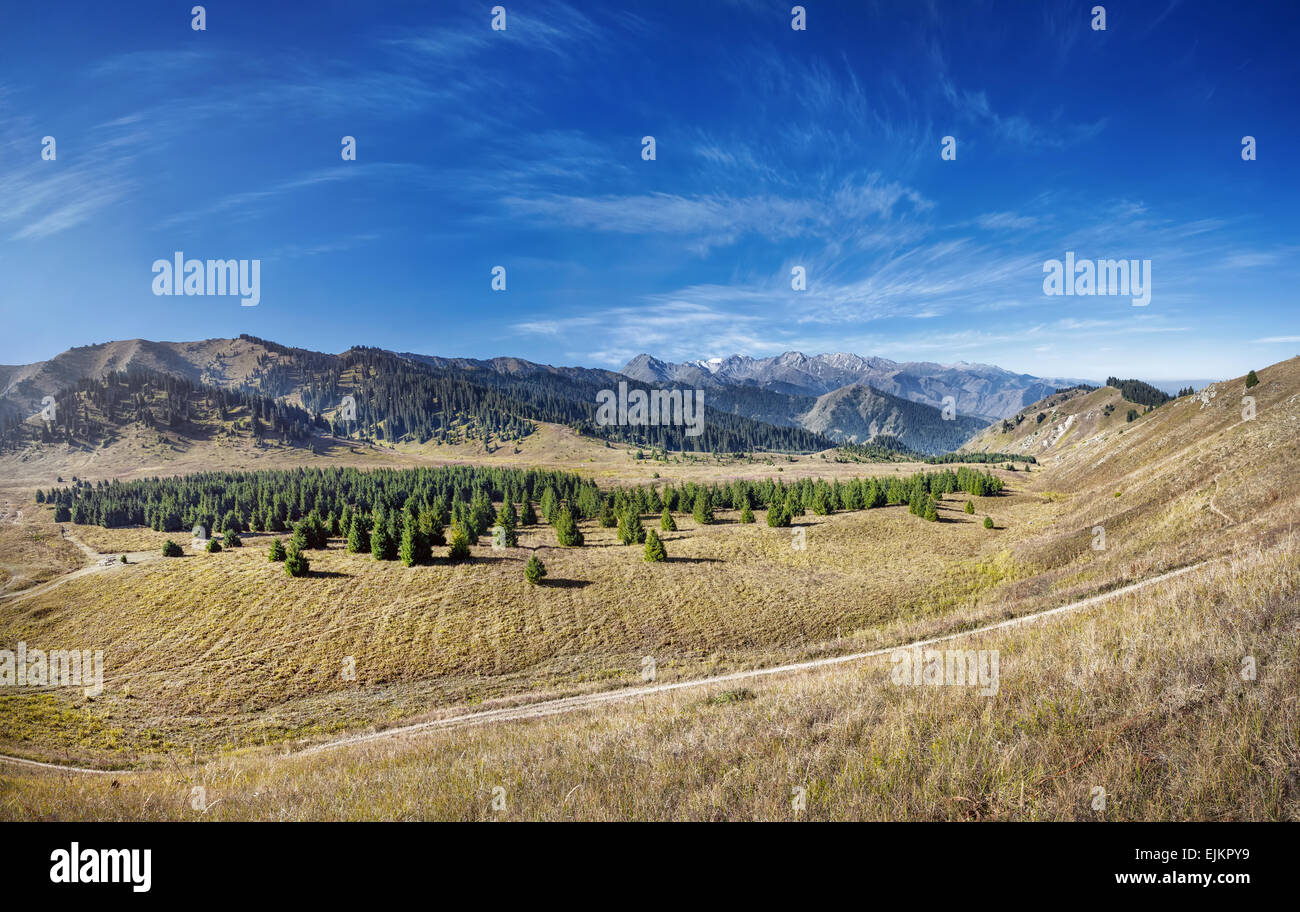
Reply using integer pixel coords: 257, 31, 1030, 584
0, 94, 134, 240
160, 163, 432, 229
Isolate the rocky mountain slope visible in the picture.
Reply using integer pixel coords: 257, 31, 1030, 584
622, 351, 1090, 420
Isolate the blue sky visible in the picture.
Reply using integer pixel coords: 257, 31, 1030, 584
1, 0, 1297, 381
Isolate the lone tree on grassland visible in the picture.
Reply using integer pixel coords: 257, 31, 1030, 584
1245, 369, 1260, 388
644, 529, 667, 562
284, 544, 310, 577
525, 554, 546, 584
162, 539, 183, 558
983, 516, 995, 529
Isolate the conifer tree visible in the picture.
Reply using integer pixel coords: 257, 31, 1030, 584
555, 504, 584, 546
740, 503, 755, 523
370, 516, 396, 561
617, 508, 645, 545
520, 496, 537, 526
268, 538, 287, 561
692, 492, 714, 525
965, 500, 975, 515
495, 500, 519, 547
1245, 369, 1260, 388
599, 499, 618, 528
661, 507, 677, 531
284, 544, 310, 577
399, 513, 429, 566
540, 487, 559, 524
784, 490, 802, 517
347, 514, 370, 553
525, 554, 546, 584
766, 502, 790, 527
810, 485, 831, 515
447, 523, 471, 562
644, 529, 667, 562
470, 490, 495, 536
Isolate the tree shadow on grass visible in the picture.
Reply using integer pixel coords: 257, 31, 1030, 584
307, 569, 353, 578
540, 578, 592, 589
667, 556, 723, 565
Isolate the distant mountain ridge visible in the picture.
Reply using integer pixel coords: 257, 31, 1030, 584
0, 337, 834, 455
621, 351, 1090, 421
2, 337, 1019, 456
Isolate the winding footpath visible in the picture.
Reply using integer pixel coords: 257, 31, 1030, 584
0, 559, 1211, 776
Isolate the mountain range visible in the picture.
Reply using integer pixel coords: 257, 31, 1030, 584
622, 352, 1090, 421
0, 337, 1096, 457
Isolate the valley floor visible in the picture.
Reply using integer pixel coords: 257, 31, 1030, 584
3, 537, 1295, 820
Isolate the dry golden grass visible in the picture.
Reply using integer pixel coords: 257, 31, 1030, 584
65, 524, 179, 554
0, 492, 1039, 764
0, 496, 82, 596
4, 534, 1293, 821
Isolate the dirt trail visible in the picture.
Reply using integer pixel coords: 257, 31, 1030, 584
1210, 479, 1234, 525
0, 526, 160, 605
0, 559, 1211, 776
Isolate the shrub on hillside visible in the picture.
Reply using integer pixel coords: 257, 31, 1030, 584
983, 516, 994, 529
162, 539, 183, 558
